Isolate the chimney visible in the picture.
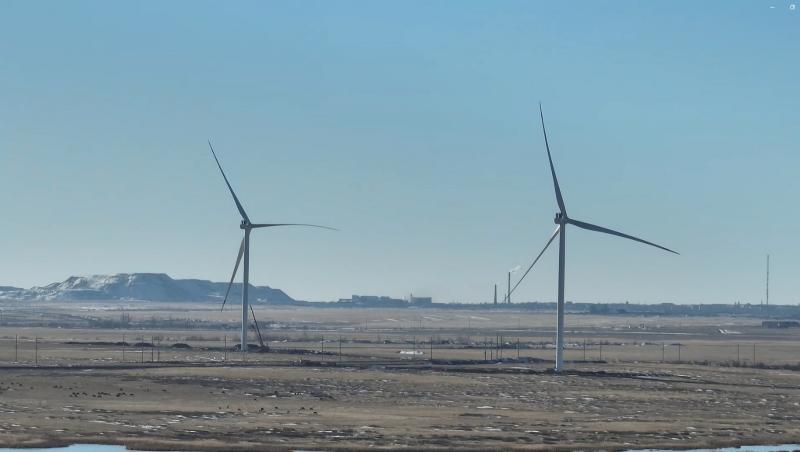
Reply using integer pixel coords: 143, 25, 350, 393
507, 271, 511, 304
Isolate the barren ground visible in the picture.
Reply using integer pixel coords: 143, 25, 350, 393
1, 303, 799, 450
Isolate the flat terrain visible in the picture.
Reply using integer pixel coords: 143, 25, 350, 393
3, 363, 800, 451
1, 302, 800, 450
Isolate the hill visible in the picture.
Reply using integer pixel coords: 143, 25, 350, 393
0, 273, 296, 304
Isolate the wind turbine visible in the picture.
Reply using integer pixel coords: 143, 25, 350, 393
209, 141, 336, 354
506, 105, 678, 372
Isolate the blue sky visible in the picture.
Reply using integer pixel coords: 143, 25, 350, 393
1, 1, 798, 304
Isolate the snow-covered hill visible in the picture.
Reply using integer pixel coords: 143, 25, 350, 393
0, 273, 296, 304
0, 286, 25, 299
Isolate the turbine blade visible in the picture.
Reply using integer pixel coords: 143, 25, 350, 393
539, 103, 567, 215
505, 226, 561, 301
249, 304, 266, 348
250, 223, 339, 231
568, 218, 679, 255
221, 237, 245, 311
208, 140, 250, 223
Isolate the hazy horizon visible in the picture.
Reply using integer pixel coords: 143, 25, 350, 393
0, 270, 793, 306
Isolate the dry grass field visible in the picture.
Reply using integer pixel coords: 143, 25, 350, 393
1, 301, 800, 450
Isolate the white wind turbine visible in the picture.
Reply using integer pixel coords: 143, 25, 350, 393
209, 142, 337, 354
506, 105, 678, 372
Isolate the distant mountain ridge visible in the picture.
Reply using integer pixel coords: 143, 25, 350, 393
0, 273, 296, 304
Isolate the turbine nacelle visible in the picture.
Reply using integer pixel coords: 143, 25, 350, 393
554, 212, 567, 225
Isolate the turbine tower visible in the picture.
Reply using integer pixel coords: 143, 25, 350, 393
505, 105, 678, 372
209, 141, 336, 354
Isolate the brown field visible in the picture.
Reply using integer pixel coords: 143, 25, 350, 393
1, 301, 800, 450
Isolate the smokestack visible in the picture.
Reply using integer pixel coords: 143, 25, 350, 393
507, 271, 511, 304
494, 284, 497, 305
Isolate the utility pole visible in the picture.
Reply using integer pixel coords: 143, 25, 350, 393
494, 284, 497, 305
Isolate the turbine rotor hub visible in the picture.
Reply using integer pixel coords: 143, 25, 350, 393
240, 220, 251, 230
554, 213, 567, 225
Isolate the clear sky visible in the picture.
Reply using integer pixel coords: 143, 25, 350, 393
1, 1, 798, 304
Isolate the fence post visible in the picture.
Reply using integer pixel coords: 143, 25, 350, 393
151, 336, 154, 362
224, 335, 227, 362
122, 334, 126, 362
662, 343, 665, 363
15, 334, 18, 362
338, 336, 342, 364
753, 343, 756, 366
583, 339, 586, 361
518, 337, 521, 360
678, 344, 682, 362
498, 334, 502, 360
35, 337, 38, 367
430, 336, 433, 362
599, 344, 603, 361
321, 335, 325, 361
140, 337, 144, 363
737, 343, 740, 364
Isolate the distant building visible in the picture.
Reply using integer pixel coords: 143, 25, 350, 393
762, 320, 800, 329
409, 295, 432, 306
338, 295, 407, 308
